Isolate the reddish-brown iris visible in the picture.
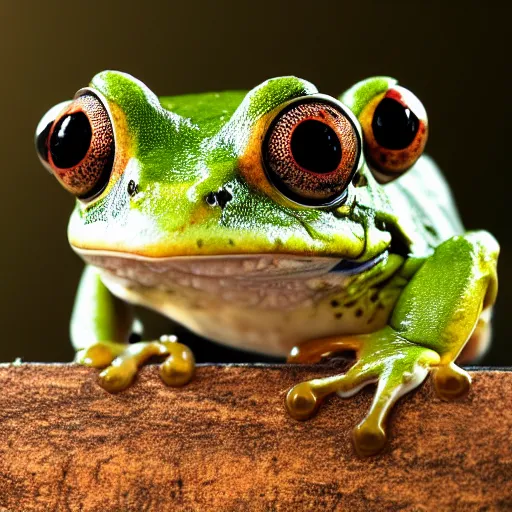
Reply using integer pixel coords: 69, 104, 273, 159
45, 93, 114, 199
359, 86, 428, 183
263, 100, 360, 206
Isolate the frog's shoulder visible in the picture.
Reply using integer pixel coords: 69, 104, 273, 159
398, 155, 460, 214
386, 155, 464, 247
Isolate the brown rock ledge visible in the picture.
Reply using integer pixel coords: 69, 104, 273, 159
0, 364, 510, 511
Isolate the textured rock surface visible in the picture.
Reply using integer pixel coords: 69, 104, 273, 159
0, 364, 510, 511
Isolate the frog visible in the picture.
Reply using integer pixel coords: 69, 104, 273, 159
35, 71, 499, 456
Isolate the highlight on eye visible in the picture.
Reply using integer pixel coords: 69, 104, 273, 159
359, 85, 428, 183
263, 98, 361, 207
35, 92, 115, 200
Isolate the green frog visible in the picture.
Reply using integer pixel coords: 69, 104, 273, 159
35, 72, 499, 456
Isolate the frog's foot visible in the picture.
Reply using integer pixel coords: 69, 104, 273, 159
433, 362, 471, 400
75, 336, 195, 393
76, 340, 128, 368
287, 336, 361, 364
285, 327, 441, 456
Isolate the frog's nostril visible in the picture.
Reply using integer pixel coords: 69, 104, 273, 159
205, 188, 233, 209
127, 180, 139, 197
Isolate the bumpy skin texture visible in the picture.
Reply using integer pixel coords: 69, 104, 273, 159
36, 72, 499, 456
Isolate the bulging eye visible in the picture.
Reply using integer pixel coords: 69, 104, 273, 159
359, 86, 428, 183
263, 99, 361, 207
36, 91, 115, 200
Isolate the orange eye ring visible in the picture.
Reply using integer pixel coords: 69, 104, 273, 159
40, 91, 115, 200
359, 85, 428, 183
263, 97, 361, 207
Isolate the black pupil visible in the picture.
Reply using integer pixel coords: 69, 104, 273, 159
290, 120, 342, 174
372, 98, 419, 150
49, 112, 92, 169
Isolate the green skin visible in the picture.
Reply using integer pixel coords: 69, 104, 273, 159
37, 72, 499, 456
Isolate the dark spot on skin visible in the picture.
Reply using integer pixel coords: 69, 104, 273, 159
335, 312, 343, 319
370, 291, 379, 303
330, 300, 339, 308
205, 188, 233, 209
228, 239, 235, 246
129, 332, 142, 344
352, 172, 368, 188
378, 303, 385, 309
355, 308, 364, 317
424, 223, 437, 236
197, 239, 204, 248
345, 300, 356, 308
375, 218, 386, 231
127, 180, 139, 197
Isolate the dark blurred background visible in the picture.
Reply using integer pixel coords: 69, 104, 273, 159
1, 1, 510, 364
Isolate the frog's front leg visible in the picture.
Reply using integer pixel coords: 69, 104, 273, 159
286, 231, 499, 456
72, 266, 195, 392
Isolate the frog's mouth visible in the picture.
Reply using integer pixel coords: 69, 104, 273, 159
74, 248, 388, 310
328, 251, 387, 275
74, 248, 387, 281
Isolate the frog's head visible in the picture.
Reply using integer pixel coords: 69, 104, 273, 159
36, 72, 428, 269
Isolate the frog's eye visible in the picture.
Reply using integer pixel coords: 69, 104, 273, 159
263, 99, 361, 207
36, 92, 114, 200
359, 86, 428, 183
